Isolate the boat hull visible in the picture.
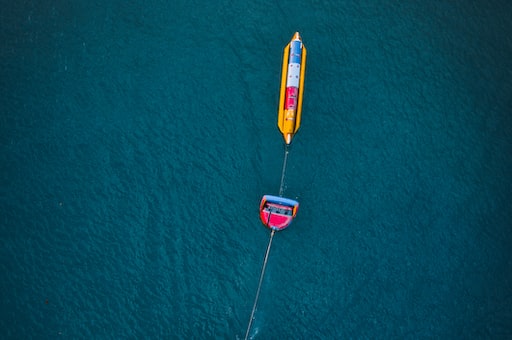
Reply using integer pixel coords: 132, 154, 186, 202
259, 195, 299, 231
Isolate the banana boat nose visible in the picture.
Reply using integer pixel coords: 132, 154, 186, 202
292, 32, 301, 41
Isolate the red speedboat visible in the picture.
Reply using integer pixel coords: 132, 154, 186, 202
259, 195, 299, 231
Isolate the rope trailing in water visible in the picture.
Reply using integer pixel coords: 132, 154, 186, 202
244, 229, 276, 340
279, 145, 290, 197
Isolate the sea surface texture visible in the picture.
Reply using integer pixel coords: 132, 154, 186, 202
2, 1, 512, 338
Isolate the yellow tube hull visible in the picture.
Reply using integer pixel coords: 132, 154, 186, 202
277, 33, 307, 144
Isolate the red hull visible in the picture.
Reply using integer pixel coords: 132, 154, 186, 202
259, 195, 299, 231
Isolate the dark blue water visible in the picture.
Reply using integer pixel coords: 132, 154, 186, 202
2, 1, 512, 338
